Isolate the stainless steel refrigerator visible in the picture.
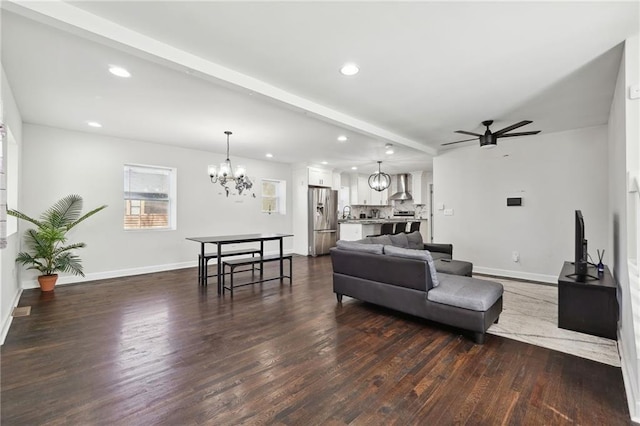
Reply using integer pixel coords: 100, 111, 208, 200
308, 187, 338, 256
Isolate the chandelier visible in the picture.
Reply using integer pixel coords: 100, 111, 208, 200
368, 161, 391, 192
208, 131, 253, 196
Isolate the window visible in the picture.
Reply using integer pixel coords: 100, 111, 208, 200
124, 164, 176, 230
262, 179, 286, 214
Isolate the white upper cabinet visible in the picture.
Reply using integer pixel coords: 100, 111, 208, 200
349, 173, 389, 205
356, 174, 371, 205
410, 171, 428, 205
371, 187, 389, 206
308, 167, 333, 187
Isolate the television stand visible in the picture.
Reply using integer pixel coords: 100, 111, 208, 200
564, 272, 600, 281
558, 261, 617, 340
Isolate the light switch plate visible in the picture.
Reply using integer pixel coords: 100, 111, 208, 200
444, 208, 454, 216
630, 84, 640, 100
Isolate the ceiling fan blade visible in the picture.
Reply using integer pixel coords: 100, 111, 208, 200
497, 131, 541, 138
493, 120, 533, 136
441, 137, 478, 146
455, 130, 482, 137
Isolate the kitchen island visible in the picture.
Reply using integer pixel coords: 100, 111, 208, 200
338, 218, 428, 242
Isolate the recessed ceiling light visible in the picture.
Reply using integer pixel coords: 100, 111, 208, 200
385, 143, 394, 155
351, 166, 358, 170
337, 135, 348, 142
321, 161, 328, 165
86, 121, 102, 128
109, 65, 131, 78
266, 153, 273, 158
340, 63, 359, 76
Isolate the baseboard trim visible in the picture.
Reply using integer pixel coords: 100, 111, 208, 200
472, 266, 557, 284
20, 249, 294, 289
1, 288, 23, 345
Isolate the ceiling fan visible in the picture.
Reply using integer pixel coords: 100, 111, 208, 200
441, 120, 541, 148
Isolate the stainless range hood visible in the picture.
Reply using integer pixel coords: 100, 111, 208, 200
389, 174, 412, 201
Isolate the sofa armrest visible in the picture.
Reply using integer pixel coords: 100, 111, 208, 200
423, 243, 453, 257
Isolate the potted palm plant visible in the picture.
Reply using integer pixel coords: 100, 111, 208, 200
7, 194, 107, 292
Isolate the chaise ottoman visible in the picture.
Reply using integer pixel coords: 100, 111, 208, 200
434, 259, 473, 277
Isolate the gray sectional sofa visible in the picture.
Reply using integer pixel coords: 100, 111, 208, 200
329, 231, 503, 344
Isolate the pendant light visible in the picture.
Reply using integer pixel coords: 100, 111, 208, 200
368, 161, 391, 192
207, 131, 253, 196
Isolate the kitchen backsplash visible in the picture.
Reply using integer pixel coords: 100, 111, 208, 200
345, 201, 429, 219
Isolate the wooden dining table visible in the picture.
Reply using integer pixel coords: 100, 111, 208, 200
186, 233, 293, 294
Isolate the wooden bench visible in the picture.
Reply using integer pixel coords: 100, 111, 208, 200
199, 248, 262, 286
222, 254, 293, 296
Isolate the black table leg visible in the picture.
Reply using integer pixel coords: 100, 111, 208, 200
200, 243, 205, 286
279, 237, 284, 282
217, 243, 222, 295
260, 241, 264, 280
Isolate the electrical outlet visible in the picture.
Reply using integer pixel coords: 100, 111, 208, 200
512, 251, 520, 262
443, 208, 454, 216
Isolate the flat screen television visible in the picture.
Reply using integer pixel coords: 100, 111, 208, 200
574, 210, 588, 276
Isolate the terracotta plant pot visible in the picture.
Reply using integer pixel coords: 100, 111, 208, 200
37, 274, 58, 292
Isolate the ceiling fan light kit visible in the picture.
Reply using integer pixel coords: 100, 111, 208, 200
442, 119, 541, 148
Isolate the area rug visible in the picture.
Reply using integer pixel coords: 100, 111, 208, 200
483, 277, 620, 367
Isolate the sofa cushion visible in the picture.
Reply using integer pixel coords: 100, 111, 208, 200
383, 245, 439, 287
330, 247, 432, 292
336, 240, 384, 254
430, 252, 451, 261
406, 231, 423, 249
434, 259, 473, 276
389, 232, 409, 248
427, 274, 503, 311
369, 234, 393, 246
354, 238, 372, 244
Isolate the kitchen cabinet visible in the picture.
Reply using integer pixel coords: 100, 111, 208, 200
371, 187, 389, 206
339, 223, 380, 241
309, 167, 333, 187
410, 171, 430, 205
339, 223, 363, 241
350, 174, 370, 205
350, 174, 389, 205
357, 175, 371, 205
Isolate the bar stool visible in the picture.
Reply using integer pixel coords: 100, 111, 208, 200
380, 223, 394, 235
409, 221, 421, 233
393, 223, 406, 234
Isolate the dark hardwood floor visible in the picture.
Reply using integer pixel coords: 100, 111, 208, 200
1, 255, 630, 425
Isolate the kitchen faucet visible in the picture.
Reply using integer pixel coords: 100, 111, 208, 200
342, 205, 351, 219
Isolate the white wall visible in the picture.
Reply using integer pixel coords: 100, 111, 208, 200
433, 125, 608, 283
1, 64, 23, 344
291, 164, 309, 255
609, 33, 640, 422
19, 124, 293, 287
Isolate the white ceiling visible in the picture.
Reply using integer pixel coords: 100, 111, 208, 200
1, 1, 638, 175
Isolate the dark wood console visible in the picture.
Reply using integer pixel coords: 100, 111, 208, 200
558, 261, 618, 340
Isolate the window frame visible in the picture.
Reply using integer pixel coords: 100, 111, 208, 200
123, 163, 177, 231
261, 178, 286, 215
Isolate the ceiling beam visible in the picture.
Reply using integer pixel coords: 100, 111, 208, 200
4, 0, 437, 156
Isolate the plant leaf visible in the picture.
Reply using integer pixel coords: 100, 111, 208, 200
10, 194, 106, 277
41, 194, 83, 229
